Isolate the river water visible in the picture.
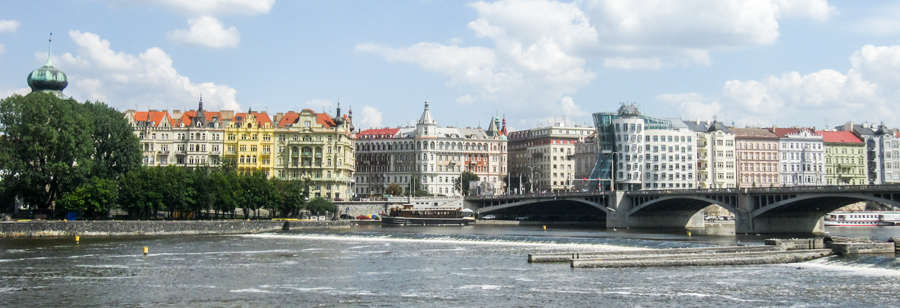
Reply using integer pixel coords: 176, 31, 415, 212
1, 225, 899, 307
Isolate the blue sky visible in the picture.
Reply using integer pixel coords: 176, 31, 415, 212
2, 0, 900, 131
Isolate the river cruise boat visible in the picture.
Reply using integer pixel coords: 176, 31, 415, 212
824, 211, 900, 226
382, 204, 475, 226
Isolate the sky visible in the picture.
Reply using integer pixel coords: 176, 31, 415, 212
2, 0, 900, 132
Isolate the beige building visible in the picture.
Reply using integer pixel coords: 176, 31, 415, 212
508, 123, 595, 193
731, 127, 781, 188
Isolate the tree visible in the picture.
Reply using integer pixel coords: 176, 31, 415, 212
272, 178, 308, 218
57, 177, 118, 218
0, 93, 94, 211
384, 183, 403, 196
83, 101, 141, 179
306, 197, 334, 215
0, 93, 140, 215
453, 171, 480, 196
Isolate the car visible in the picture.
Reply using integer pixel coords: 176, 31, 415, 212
516, 216, 530, 221
481, 214, 496, 220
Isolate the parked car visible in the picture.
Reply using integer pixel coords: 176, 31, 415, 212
481, 214, 496, 220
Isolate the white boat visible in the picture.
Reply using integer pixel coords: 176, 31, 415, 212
824, 211, 900, 227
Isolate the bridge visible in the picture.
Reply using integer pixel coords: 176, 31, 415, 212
464, 185, 900, 234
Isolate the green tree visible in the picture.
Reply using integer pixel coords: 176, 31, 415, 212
306, 197, 334, 215
384, 183, 403, 196
57, 177, 118, 218
83, 101, 141, 179
0, 93, 94, 211
272, 178, 308, 218
0, 93, 140, 216
454, 171, 480, 196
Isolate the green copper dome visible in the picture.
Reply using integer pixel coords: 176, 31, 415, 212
28, 35, 68, 94
27, 57, 68, 93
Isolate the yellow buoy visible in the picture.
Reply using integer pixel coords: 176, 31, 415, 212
543, 225, 547, 231
143, 247, 149, 255
687, 231, 692, 237
75, 235, 80, 244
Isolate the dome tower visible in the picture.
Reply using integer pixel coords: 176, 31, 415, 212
27, 34, 68, 97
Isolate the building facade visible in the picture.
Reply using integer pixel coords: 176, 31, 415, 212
774, 128, 825, 186
354, 101, 507, 197
591, 104, 698, 191
508, 123, 594, 193
126, 102, 355, 200
817, 130, 866, 185
684, 120, 737, 189
730, 127, 781, 188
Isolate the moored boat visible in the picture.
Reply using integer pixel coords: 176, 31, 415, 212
382, 204, 475, 226
824, 211, 900, 227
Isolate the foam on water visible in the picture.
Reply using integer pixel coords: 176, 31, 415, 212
241, 232, 647, 252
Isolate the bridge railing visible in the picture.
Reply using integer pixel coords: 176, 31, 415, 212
466, 190, 610, 201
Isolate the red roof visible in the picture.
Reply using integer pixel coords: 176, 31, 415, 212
133, 111, 174, 127
180, 110, 223, 126
277, 111, 300, 128
772, 127, 816, 138
358, 128, 400, 138
816, 130, 863, 143
317, 113, 335, 127
234, 112, 272, 127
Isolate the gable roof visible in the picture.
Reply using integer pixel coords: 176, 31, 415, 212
132, 111, 174, 127
179, 110, 223, 126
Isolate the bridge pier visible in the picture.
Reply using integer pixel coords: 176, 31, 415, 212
736, 215, 825, 234
607, 191, 705, 229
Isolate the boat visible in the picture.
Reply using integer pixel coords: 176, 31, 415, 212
824, 211, 900, 227
382, 203, 475, 226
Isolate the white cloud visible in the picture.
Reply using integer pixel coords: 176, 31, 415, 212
134, 0, 275, 16
0, 20, 19, 33
167, 16, 240, 48
303, 99, 335, 113
582, 0, 833, 65
1, 87, 31, 99
53, 30, 240, 111
358, 0, 834, 127
358, 106, 383, 129
604, 57, 663, 70
658, 44, 900, 127
357, 0, 596, 120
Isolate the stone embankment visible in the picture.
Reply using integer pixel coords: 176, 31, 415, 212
0, 220, 351, 237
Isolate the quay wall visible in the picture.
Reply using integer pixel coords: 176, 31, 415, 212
0, 220, 351, 238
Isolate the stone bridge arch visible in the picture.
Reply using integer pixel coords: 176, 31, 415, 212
751, 193, 900, 218
627, 195, 739, 217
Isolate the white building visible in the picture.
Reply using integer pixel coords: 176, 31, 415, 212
774, 128, 825, 186
354, 101, 507, 197
592, 104, 697, 191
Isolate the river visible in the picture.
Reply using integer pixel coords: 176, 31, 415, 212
1, 224, 899, 307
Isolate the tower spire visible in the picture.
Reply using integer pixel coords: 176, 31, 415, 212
45, 33, 54, 67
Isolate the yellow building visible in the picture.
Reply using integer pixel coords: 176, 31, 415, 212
224, 110, 275, 177
273, 107, 355, 199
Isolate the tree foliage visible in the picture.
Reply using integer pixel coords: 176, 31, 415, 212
0, 93, 140, 213
454, 171, 480, 196
306, 197, 335, 215
57, 177, 118, 218
384, 183, 403, 196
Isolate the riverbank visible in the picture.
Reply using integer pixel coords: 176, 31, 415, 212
0, 220, 351, 237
